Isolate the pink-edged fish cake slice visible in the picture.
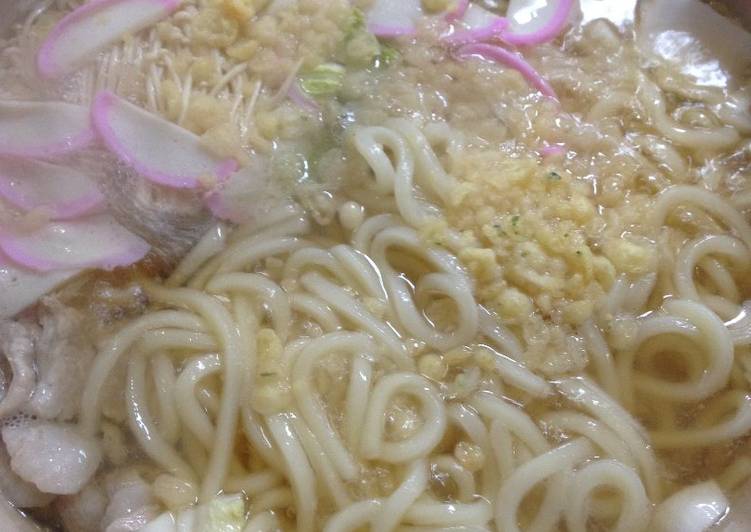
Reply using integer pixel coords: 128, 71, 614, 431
456, 43, 558, 100
0, 101, 95, 159
0, 158, 105, 220
443, 4, 509, 45
37, 0, 182, 79
501, 0, 576, 46
367, 0, 423, 37
0, 214, 150, 272
92, 91, 237, 189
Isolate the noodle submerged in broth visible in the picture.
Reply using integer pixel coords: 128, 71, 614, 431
0, 0, 750, 531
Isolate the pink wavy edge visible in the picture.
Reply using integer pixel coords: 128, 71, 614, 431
368, 23, 417, 38
0, 127, 95, 160
0, 175, 105, 220
456, 43, 559, 101
37, 0, 181, 79
500, 0, 574, 46
92, 90, 237, 189
0, 161, 105, 219
443, 17, 509, 46
445, 0, 469, 22
0, 220, 150, 272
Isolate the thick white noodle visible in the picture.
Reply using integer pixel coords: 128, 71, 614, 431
633, 299, 734, 402
361, 373, 447, 463
207, 272, 292, 342
432, 455, 477, 503
638, 74, 740, 151
652, 186, 751, 249
324, 499, 382, 532
650, 391, 751, 448
266, 413, 317, 532
167, 223, 227, 287
300, 272, 411, 368
344, 354, 373, 453
674, 235, 749, 308
151, 352, 180, 445
80, 311, 207, 435
291, 416, 352, 509
373, 459, 429, 532
291, 332, 374, 480
403, 498, 492, 527
174, 354, 221, 449
564, 459, 650, 532
556, 377, 661, 500
495, 438, 594, 532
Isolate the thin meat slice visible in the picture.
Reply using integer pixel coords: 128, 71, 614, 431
0, 444, 54, 508
56, 481, 109, 532
101, 470, 160, 532
27, 299, 96, 420
2, 421, 102, 495
0, 321, 36, 418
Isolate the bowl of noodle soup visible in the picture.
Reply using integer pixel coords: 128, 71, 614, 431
0, 0, 750, 531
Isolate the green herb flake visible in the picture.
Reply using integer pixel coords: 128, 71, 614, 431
511, 215, 520, 227
342, 8, 382, 67
300, 63, 346, 97
377, 45, 401, 67
547, 171, 561, 180
260, 372, 276, 377
346, 8, 366, 37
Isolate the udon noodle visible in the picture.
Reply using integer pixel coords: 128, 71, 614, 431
0, 0, 750, 531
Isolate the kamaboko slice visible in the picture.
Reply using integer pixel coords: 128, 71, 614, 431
501, 0, 576, 46
92, 91, 237, 188
443, 4, 509, 46
0, 214, 150, 272
456, 43, 558, 100
0, 158, 104, 220
367, 0, 423, 37
0, 257, 79, 319
37, 0, 181, 79
0, 101, 94, 159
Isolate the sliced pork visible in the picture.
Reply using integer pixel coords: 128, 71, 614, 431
56, 481, 109, 532
2, 421, 102, 495
27, 299, 95, 420
0, 321, 36, 418
101, 470, 160, 532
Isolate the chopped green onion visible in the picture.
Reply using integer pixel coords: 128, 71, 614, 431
377, 44, 401, 67
345, 31, 381, 67
346, 8, 367, 37
300, 63, 346, 97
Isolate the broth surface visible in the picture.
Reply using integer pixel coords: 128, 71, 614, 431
0, 0, 750, 530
